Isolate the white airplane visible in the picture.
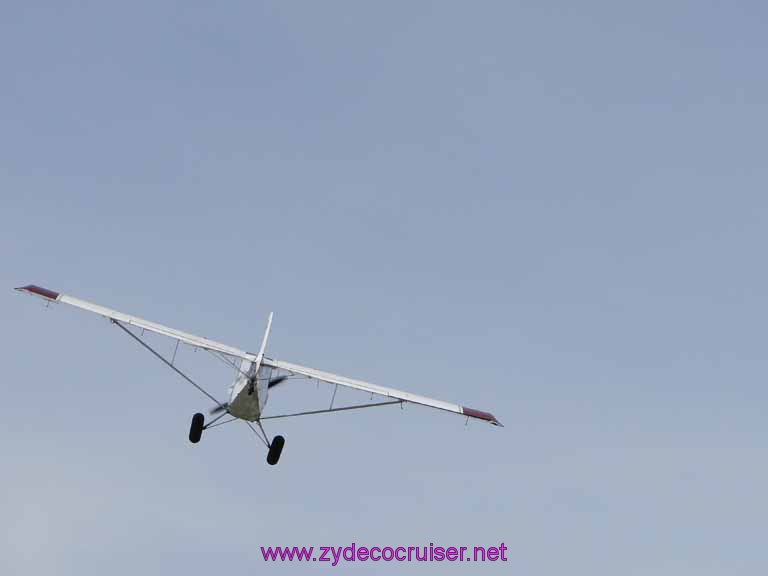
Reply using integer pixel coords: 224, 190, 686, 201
15, 284, 501, 465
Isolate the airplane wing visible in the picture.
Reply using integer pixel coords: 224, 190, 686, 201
261, 357, 502, 426
16, 284, 501, 426
15, 284, 257, 362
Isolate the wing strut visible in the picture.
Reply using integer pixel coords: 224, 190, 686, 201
112, 320, 226, 411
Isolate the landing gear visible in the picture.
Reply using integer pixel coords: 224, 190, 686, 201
189, 412, 205, 443
266, 435, 285, 465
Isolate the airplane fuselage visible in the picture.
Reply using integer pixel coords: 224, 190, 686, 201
227, 359, 271, 421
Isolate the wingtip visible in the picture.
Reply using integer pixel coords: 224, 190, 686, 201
462, 406, 502, 427
14, 284, 61, 301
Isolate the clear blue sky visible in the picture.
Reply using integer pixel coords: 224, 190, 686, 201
3, 1, 767, 574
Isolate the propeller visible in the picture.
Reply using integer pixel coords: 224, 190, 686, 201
268, 375, 288, 389
209, 375, 289, 415
209, 403, 229, 416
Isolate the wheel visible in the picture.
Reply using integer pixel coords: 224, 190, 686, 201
189, 412, 205, 443
266, 435, 285, 465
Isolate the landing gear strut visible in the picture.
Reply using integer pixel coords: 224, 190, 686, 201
266, 435, 285, 465
189, 412, 205, 443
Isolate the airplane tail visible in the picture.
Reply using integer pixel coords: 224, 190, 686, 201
224, 312, 274, 413
252, 312, 274, 412
256, 312, 273, 364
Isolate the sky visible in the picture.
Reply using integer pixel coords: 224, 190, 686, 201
2, 1, 768, 574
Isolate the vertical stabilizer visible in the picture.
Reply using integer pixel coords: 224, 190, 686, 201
253, 312, 274, 413
227, 312, 274, 418
256, 312, 273, 364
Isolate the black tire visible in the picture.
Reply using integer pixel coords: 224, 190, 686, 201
189, 412, 205, 444
266, 435, 285, 465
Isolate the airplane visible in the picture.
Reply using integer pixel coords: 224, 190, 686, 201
15, 284, 502, 465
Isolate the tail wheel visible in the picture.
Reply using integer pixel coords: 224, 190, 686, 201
189, 412, 205, 443
266, 435, 285, 465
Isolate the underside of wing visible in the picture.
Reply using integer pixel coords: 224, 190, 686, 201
261, 357, 502, 426
17, 284, 502, 427
15, 284, 256, 362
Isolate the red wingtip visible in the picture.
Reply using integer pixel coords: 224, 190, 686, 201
462, 406, 502, 426
15, 284, 60, 301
